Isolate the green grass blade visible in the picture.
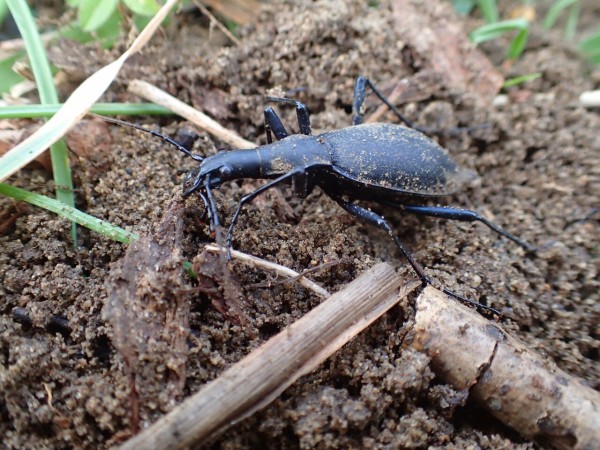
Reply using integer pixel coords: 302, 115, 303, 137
0, 183, 139, 244
470, 18, 530, 44
507, 28, 529, 60
7, 0, 77, 241
564, 3, 580, 40
0, 0, 179, 187
543, 0, 578, 30
476, 0, 499, 23
0, 102, 173, 118
502, 73, 542, 88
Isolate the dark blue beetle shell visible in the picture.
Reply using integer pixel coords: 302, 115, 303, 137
321, 123, 469, 197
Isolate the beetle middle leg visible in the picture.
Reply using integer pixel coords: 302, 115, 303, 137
329, 194, 501, 315
264, 106, 289, 143
266, 97, 312, 136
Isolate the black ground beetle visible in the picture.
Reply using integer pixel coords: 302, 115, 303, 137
116, 77, 536, 314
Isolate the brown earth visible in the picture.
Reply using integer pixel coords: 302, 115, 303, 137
1, 1, 598, 449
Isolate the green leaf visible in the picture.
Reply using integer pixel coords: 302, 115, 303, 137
452, 0, 476, 15
78, 0, 119, 32
59, 23, 95, 44
182, 261, 198, 279
122, 0, 161, 17
133, 13, 153, 31
579, 29, 600, 64
579, 30, 600, 56
586, 53, 600, 64
93, 6, 123, 48
0, 0, 8, 24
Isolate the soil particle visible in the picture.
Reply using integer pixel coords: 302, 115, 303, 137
1, 0, 598, 448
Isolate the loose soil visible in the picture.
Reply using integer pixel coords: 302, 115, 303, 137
1, 1, 598, 449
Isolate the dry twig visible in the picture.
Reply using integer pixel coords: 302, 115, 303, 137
204, 243, 330, 298
118, 264, 420, 449
128, 79, 255, 149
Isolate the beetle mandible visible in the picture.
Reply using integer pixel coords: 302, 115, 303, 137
121, 77, 536, 314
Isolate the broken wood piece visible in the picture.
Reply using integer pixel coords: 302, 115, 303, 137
118, 264, 420, 450
411, 286, 600, 450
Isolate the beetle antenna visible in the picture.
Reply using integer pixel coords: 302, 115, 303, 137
95, 115, 204, 161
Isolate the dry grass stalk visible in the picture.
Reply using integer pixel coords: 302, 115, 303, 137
198, 0, 261, 25
118, 264, 420, 450
204, 243, 330, 299
193, 0, 241, 47
411, 286, 600, 450
128, 79, 255, 149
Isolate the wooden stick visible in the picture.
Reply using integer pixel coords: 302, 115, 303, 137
128, 79, 255, 149
204, 243, 330, 299
411, 286, 600, 450
118, 264, 420, 450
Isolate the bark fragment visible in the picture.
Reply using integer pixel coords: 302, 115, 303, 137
103, 197, 189, 432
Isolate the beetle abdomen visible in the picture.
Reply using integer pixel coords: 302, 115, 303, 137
322, 123, 463, 196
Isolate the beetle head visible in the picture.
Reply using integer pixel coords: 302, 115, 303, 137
182, 153, 236, 197
181, 152, 240, 236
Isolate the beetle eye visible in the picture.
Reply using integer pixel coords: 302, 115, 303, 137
219, 165, 232, 178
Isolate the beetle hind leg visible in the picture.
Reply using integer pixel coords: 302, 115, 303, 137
329, 194, 501, 316
397, 204, 537, 253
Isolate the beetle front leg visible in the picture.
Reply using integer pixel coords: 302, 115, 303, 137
226, 167, 307, 259
329, 194, 501, 316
